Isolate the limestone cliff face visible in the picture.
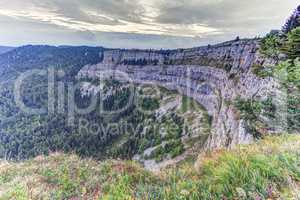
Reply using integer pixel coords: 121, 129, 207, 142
78, 39, 277, 150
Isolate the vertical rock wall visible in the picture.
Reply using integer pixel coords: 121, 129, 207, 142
78, 39, 277, 150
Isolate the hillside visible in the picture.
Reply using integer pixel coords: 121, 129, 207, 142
0, 45, 104, 80
0, 135, 299, 200
0, 5, 299, 200
0, 7, 299, 162
0, 46, 14, 55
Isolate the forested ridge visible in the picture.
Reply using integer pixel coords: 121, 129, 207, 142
0, 45, 209, 161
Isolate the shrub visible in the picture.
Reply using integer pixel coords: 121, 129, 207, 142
273, 58, 300, 132
140, 97, 160, 111
274, 58, 300, 88
149, 140, 185, 162
252, 63, 273, 78
281, 27, 300, 59
234, 98, 262, 122
234, 98, 278, 137
259, 34, 282, 59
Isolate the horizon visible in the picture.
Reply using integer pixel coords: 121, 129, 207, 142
0, 36, 258, 50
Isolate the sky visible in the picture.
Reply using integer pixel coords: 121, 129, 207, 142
0, 0, 298, 49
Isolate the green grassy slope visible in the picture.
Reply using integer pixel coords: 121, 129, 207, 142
0, 134, 299, 200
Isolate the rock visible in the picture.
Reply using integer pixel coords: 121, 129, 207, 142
77, 39, 278, 150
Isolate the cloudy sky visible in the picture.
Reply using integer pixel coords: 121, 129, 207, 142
0, 0, 298, 49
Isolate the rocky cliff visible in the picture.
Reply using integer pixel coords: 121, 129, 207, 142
78, 39, 278, 150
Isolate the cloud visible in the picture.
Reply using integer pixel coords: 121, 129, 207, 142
0, 0, 298, 48
0, 14, 217, 49
0, 0, 219, 38
35, 0, 142, 25
155, 0, 298, 35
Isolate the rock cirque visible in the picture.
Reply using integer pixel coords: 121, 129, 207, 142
78, 39, 277, 150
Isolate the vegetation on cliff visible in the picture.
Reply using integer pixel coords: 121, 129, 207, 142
250, 16, 300, 136
234, 97, 276, 138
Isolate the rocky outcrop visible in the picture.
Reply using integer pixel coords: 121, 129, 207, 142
78, 39, 277, 150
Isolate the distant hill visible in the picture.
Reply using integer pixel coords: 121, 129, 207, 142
0, 46, 14, 55
0, 45, 104, 80
0, 45, 107, 160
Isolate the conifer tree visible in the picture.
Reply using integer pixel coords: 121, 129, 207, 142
282, 5, 300, 33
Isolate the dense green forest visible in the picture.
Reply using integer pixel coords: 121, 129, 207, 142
0, 46, 110, 159
0, 46, 207, 160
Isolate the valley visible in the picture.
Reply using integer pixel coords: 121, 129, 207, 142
0, 5, 299, 199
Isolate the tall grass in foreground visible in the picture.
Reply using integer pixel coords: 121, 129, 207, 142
0, 135, 300, 199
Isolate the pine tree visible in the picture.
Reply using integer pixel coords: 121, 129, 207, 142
282, 27, 300, 59
282, 5, 300, 33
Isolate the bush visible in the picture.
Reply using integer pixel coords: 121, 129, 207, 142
252, 63, 273, 78
273, 59, 300, 132
234, 98, 278, 137
140, 97, 160, 111
234, 98, 262, 122
259, 34, 282, 59
149, 140, 185, 162
274, 59, 300, 88
281, 27, 300, 59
